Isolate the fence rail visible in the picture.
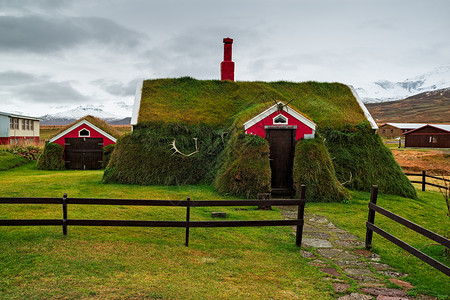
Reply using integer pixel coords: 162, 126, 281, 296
405, 170, 449, 191
365, 185, 450, 276
0, 186, 307, 247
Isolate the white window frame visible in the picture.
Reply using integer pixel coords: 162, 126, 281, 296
79, 128, 91, 137
273, 114, 288, 125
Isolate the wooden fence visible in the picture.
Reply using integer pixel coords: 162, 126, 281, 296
365, 185, 450, 276
405, 170, 449, 191
0, 186, 306, 247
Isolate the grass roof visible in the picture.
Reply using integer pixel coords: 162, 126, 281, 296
138, 77, 366, 128
49, 115, 123, 140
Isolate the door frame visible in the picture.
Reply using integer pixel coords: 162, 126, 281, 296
265, 125, 296, 195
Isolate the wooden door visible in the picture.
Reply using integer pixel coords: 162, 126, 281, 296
266, 129, 295, 194
64, 138, 103, 170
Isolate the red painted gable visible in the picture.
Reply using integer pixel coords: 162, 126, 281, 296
52, 123, 116, 148
245, 110, 314, 141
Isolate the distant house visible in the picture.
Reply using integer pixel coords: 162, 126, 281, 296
404, 124, 450, 148
0, 111, 40, 145
377, 123, 427, 138
48, 116, 120, 169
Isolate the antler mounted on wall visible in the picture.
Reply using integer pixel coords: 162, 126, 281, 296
170, 138, 199, 157
272, 98, 295, 111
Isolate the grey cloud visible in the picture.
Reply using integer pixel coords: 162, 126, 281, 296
0, 0, 72, 14
140, 26, 263, 79
0, 71, 49, 85
0, 15, 146, 54
93, 79, 139, 96
15, 81, 88, 103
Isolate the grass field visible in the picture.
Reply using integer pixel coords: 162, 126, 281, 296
0, 163, 449, 299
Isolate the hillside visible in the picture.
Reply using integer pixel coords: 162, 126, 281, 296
366, 88, 450, 123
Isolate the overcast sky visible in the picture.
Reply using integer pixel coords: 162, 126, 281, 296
1, 0, 449, 117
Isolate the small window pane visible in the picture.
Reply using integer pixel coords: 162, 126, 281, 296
79, 129, 90, 137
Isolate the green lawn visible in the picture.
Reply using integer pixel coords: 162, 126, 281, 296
0, 163, 449, 299
0, 163, 331, 299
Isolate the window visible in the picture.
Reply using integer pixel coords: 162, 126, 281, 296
273, 114, 288, 124
382, 129, 385, 134
14, 119, 19, 129
30, 121, 34, 131
10, 118, 14, 129
79, 129, 90, 137
22, 119, 25, 130
26, 120, 30, 130
390, 129, 394, 133
429, 136, 437, 143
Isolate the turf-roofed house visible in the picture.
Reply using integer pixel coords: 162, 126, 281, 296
38, 116, 121, 170
103, 38, 417, 201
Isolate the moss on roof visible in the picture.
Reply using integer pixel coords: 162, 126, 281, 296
138, 77, 366, 128
49, 115, 122, 140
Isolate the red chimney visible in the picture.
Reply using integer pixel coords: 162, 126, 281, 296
221, 37, 235, 81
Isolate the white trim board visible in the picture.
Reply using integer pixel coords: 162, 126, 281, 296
48, 119, 117, 143
131, 79, 144, 126
348, 85, 378, 130
243, 102, 316, 131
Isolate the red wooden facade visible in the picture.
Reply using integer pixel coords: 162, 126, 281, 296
49, 119, 117, 170
49, 121, 116, 148
404, 125, 450, 148
243, 103, 316, 141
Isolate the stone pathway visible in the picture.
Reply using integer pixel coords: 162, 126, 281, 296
279, 208, 436, 300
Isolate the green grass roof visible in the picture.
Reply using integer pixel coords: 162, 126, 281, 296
138, 77, 366, 128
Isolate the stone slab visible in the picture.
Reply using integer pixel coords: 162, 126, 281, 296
302, 238, 332, 248
337, 293, 372, 300
335, 260, 368, 268
317, 248, 344, 259
300, 250, 316, 258
369, 262, 392, 270
320, 267, 342, 277
335, 240, 365, 248
333, 283, 351, 293
337, 232, 359, 240
359, 287, 407, 297
389, 278, 414, 290
343, 268, 373, 276
304, 231, 332, 239
379, 270, 407, 278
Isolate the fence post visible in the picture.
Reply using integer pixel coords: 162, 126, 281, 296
185, 197, 191, 247
62, 193, 68, 236
296, 185, 306, 247
365, 186, 378, 249
422, 170, 426, 191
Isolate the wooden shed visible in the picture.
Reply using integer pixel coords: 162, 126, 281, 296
404, 124, 450, 148
48, 116, 120, 169
377, 123, 426, 138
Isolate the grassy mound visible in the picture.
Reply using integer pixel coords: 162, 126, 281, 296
215, 133, 271, 198
36, 143, 65, 170
102, 144, 115, 169
103, 123, 227, 185
0, 151, 29, 171
293, 138, 349, 202
321, 122, 417, 199
138, 78, 366, 128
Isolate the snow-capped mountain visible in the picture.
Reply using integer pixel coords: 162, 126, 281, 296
355, 66, 450, 103
40, 104, 131, 125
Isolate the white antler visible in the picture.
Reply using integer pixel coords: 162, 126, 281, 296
170, 138, 199, 157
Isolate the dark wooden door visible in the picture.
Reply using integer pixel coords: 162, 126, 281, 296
266, 129, 295, 194
64, 138, 103, 170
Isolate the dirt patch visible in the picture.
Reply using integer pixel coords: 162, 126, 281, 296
391, 149, 450, 175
